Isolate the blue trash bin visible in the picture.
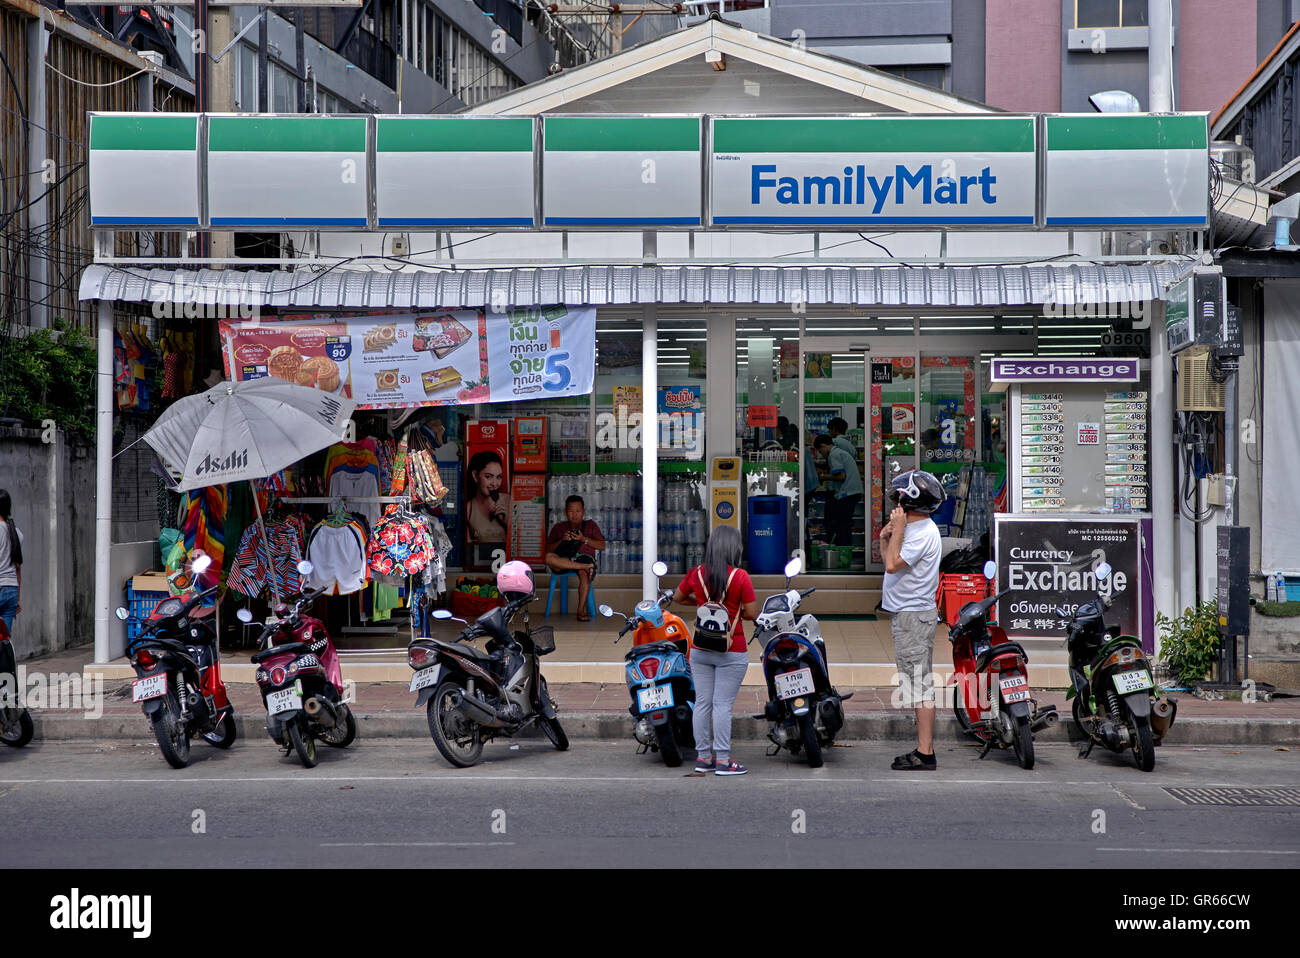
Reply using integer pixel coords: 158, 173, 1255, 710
747, 495, 788, 574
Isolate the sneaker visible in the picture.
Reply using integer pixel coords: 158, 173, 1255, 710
715, 759, 748, 776
694, 756, 715, 773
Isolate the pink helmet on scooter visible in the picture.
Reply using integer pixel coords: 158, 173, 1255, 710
496, 560, 536, 602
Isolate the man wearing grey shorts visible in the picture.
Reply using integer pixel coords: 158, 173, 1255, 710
879, 470, 945, 771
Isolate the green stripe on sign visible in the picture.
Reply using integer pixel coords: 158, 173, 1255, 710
1046, 114, 1208, 151
209, 116, 366, 152
377, 117, 532, 152
545, 117, 700, 152
90, 115, 197, 151
712, 117, 1035, 153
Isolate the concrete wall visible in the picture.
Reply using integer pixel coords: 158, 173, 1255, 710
0, 428, 96, 661
771, 0, 951, 40
985, 0, 1060, 112
1181, 0, 1258, 113
1256, 0, 1298, 62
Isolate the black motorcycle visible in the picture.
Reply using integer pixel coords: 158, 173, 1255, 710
753, 556, 849, 768
408, 594, 567, 768
116, 562, 236, 769
0, 616, 33, 748
1057, 562, 1176, 772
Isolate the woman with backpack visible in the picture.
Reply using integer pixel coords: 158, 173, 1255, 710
672, 525, 758, 776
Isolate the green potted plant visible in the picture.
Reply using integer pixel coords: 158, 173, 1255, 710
1156, 601, 1221, 686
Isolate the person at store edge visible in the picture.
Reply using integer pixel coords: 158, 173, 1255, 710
545, 495, 605, 622
827, 417, 856, 459
813, 434, 863, 547
880, 469, 945, 771
0, 490, 22, 633
465, 449, 508, 544
672, 525, 758, 776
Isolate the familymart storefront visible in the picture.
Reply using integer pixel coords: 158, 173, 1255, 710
82, 107, 1205, 662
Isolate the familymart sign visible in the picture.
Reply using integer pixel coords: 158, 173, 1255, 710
87, 112, 1209, 231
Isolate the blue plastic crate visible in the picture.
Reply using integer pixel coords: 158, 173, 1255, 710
1284, 576, 1300, 602
126, 587, 167, 642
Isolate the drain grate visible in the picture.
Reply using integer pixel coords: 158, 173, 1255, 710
1164, 786, 1300, 807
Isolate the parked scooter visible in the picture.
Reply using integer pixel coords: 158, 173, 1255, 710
407, 561, 567, 768
753, 556, 849, 769
116, 554, 236, 768
0, 616, 33, 749
950, 561, 1057, 769
238, 560, 356, 768
1057, 562, 1175, 772
598, 560, 695, 767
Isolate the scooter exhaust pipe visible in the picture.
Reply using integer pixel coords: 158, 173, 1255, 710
1150, 697, 1177, 741
448, 688, 506, 728
303, 695, 338, 729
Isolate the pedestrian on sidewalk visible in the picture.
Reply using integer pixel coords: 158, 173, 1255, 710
673, 524, 758, 775
0, 490, 22, 632
880, 470, 944, 771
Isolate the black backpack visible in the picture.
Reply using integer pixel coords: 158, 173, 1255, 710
691, 567, 738, 653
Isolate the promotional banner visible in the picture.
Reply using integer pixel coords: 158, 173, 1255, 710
220, 306, 596, 410
464, 421, 511, 566
994, 515, 1140, 640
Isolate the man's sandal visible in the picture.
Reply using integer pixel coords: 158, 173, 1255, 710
891, 749, 936, 771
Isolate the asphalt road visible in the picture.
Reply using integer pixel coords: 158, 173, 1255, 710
0, 736, 1295, 869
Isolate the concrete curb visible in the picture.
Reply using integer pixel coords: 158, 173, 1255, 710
24, 712, 1300, 746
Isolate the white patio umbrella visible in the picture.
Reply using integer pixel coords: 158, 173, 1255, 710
142, 377, 356, 603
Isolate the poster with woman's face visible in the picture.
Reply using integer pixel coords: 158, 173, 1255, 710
464, 422, 511, 554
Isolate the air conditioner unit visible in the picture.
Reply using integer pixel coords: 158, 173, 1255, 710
1177, 346, 1225, 411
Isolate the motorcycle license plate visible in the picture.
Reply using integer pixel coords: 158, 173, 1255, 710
131, 673, 166, 703
266, 687, 302, 716
637, 684, 674, 713
409, 665, 441, 693
999, 676, 1030, 703
1113, 669, 1153, 694
775, 668, 815, 700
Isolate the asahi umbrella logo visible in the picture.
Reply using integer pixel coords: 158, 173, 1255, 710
194, 449, 249, 477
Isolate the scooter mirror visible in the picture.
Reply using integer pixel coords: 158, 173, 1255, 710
598, 604, 615, 617
784, 556, 803, 578
114, 607, 128, 621
191, 553, 212, 575
297, 559, 314, 576
1096, 561, 1112, 581
983, 560, 997, 581
236, 608, 253, 623
651, 560, 668, 578
431, 609, 454, 620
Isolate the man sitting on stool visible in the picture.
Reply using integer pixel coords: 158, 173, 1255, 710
545, 495, 606, 621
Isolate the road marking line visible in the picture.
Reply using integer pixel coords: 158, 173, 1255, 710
319, 837, 512, 842
1097, 847, 1300, 855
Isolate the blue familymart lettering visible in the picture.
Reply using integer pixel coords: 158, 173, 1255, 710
750, 164, 997, 214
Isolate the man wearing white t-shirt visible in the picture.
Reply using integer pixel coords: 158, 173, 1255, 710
880, 469, 945, 771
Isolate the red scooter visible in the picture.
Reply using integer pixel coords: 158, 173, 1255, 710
238, 561, 356, 768
950, 561, 1057, 769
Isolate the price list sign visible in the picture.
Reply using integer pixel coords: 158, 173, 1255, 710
1019, 392, 1064, 509
1104, 390, 1148, 511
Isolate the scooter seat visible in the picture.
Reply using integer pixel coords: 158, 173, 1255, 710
625, 640, 686, 662
426, 638, 495, 663
975, 641, 1028, 673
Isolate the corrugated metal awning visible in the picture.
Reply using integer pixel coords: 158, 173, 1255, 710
79, 263, 1187, 309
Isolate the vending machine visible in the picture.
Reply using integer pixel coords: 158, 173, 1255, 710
511, 416, 549, 566
463, 420, 511, 569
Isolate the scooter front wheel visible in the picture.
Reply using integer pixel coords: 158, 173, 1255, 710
287, 717, 318, 768
202, 712, 237, 749
0, 709, 33, 748
427, 680, 484, 768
